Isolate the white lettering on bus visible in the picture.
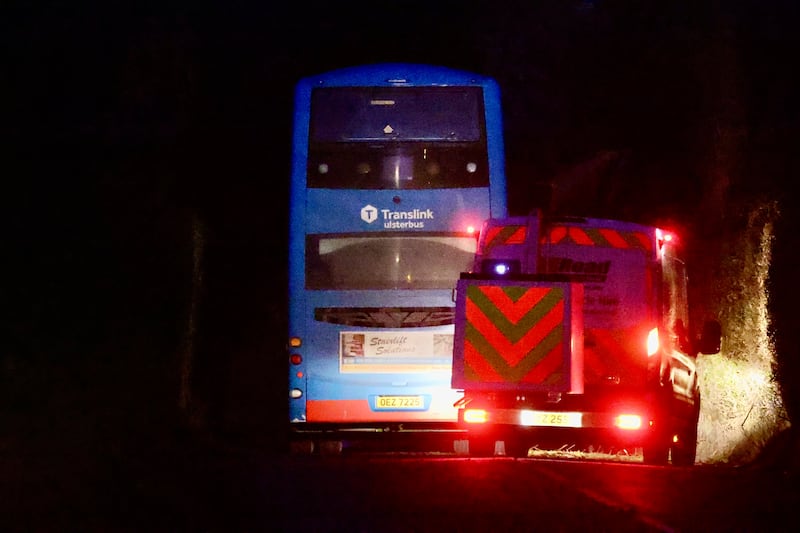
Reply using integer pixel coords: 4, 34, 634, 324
384, 221, 425, 229
380, 208, 434, 220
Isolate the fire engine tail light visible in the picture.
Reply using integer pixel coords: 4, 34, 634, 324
646, 327, 659, 357
656, 228, 677, 256
463, 409, 489, 424
615, 414, 643, 430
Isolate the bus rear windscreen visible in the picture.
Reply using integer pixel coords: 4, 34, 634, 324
310, 87, 484, 142
306, 234, 477, 290
307, 87, 489, 189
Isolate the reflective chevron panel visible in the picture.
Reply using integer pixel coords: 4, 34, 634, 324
481, 224, 527, 255
453, 279, 583, 392
544, 226, 652, 251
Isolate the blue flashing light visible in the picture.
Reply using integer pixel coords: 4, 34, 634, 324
494, 263, 510, 276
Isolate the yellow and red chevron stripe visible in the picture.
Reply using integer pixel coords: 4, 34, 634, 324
462, 283, 567, 385
544, 226, 652, 251
480, 224, 527, 255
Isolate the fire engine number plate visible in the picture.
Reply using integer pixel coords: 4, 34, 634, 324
520, 410, 583, 428
374, 395, 425, 410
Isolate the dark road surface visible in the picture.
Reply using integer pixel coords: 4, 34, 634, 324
4, 427, 799, 533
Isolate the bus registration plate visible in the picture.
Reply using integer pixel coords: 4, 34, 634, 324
520, 410, 583, 428
374, 395, 424, 410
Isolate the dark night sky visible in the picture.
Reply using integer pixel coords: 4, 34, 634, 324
8, 1, 796, 210
4, 0, 800, 439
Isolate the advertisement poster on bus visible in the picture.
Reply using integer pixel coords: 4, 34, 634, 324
340, 331, 453, 373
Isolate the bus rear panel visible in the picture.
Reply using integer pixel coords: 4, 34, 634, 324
287, 64, 507, 448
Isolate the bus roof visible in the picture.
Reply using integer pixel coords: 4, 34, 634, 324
296, 63, 499, 88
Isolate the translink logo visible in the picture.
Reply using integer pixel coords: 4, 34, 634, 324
361, 204, 378, 223
360, 204, 434, 229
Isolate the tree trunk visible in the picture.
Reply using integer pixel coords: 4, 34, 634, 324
178, 212, 206, 430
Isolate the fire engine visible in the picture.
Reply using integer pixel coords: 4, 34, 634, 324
452, 210, 721, 465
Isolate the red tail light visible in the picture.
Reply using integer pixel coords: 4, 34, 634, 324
463, 409, 488, 424
615, 414, 643, 430
646, 327, 659, 357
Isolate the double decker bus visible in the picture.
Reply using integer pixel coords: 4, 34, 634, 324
287, 63, 508, 452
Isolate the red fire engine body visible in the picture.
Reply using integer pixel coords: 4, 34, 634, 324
452, 210, 720, 465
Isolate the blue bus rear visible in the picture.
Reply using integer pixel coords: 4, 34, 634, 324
287, 64, 507, 443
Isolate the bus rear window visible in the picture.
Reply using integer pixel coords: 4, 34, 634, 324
306, 234, 477, 290
310, 87, 484, 142
307, 87, 489, 190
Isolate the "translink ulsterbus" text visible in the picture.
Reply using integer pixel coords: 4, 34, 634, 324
381, 208, 433, 229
